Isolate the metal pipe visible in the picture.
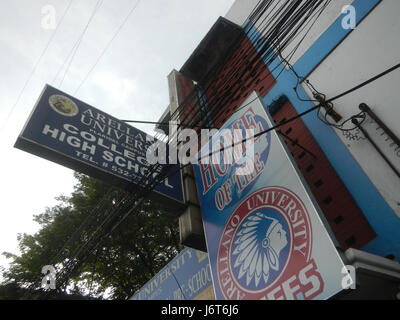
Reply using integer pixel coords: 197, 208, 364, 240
352, 118, 400, 179
359, 103, 400, 148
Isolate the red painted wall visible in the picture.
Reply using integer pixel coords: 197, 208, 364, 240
272, 102, 376, 249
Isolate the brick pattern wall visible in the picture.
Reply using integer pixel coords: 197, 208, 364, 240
272, 102, 376, 249
204, 36, 276, 129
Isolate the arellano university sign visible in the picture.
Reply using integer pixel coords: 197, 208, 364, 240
193, 92, 349, 300
15, 85, 183, 205
130, 247, 214, 300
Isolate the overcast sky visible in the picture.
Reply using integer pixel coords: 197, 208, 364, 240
0, 0, 235, 273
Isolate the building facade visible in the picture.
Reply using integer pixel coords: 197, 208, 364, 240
136, 0, 400, 300
159, 0, 400, 262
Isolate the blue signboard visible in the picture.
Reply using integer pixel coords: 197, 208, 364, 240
193, 92, 348, 300
15, 85, 184, 205
130, 247, 214, 300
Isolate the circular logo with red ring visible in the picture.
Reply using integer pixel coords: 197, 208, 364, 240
217, 186, 313, 300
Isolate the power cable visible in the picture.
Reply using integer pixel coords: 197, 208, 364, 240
66, 59, 400, 281
61, 0, 332, 250
156, 0, 306, 147
141, 61, 400, 183
58, 0, 104, 88
42, 0, 336, 297
56, 0, 332, 262
0, 0, 74, 133
159, 0, 310, 139
52, 2, 395, 299
73, 0, 141, 95
201, 62, 400, 162
175, 0, 328, 133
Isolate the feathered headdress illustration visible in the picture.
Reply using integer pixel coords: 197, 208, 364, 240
232, 212, 288, 287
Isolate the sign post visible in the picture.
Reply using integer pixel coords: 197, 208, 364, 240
193, 92, 349, 300
15, 85, 184, 207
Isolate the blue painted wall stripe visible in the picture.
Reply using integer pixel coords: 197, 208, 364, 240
294, 0, 382, 78
244, 0, 400, 260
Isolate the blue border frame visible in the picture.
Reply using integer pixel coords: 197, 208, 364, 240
245, 0, 400, 260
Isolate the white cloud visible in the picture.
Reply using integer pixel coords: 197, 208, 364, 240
92, 71, 136, 103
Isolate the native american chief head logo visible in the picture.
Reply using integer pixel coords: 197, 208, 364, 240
231, 212, 289, 289
217, 187, 314, 299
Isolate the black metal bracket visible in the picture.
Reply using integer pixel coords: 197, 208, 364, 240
359, 103, 400, 148
314, 93, 343, 123
352, 110, 400, 179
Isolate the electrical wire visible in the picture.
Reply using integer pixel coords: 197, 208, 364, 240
49, 0, 332, 278
53, 4, 400, 299
41, 0, 345, 297
144, 60, 400, 186
0, 0, 74, 134
175, 0, 328, 132
49, 53, 400, 297
67, 0, 328, 236
73, 0, 141, 95
57, 0, 104, 88
70, 58, 400, 278
216, 62, 400, 160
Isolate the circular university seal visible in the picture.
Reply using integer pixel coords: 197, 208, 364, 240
48, 94, 79, 117
217, 186, 316, 300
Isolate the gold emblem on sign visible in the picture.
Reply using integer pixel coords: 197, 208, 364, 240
48, 94, 79, 117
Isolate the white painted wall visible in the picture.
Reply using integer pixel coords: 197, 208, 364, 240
280, 0, 352, 65
225, 0, 400, 217
304, 0, 400, 217
225, 0, 260, 26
